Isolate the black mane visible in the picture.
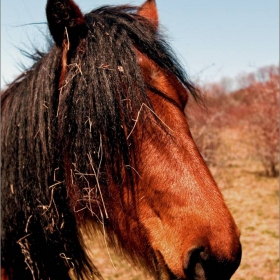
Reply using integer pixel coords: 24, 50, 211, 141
1, 6, 198, 280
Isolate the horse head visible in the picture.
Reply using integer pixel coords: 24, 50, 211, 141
1, 1, 241, 279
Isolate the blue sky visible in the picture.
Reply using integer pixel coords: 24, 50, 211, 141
1, 0, 279, 88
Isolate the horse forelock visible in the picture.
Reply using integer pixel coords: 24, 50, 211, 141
55, 5, 199, 206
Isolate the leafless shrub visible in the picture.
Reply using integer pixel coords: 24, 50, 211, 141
238, 66, 279, 177
186, 65, 279, 177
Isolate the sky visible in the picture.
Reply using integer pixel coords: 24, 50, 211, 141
1, 0, 279, 88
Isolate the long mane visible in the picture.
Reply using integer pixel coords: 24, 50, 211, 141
1, 6, 198, 280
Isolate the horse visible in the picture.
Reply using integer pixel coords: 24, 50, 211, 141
1, 0, 242, 279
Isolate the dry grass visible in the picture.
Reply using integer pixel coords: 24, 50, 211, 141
218, 165, 279, 280
85, 235, 153, 280
212, 128, 279, 280
83, 128, 279, 280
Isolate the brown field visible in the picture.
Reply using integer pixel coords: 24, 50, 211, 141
83, 128, 279, 280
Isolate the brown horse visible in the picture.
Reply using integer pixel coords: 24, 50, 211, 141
1, 0, 241, 279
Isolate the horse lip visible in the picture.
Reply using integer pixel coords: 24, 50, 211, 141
166, 266, 183, 280
155, 250, 187, 280
164, 265, 185, 280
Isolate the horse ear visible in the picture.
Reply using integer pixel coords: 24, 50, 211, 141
138, 0, 158, 28
46, 0, 86, 47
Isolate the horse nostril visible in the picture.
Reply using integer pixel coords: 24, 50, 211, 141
184, 243, 242, 280
184, 247, 208, 280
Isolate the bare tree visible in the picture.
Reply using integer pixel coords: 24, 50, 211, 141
186, 83, 228, 166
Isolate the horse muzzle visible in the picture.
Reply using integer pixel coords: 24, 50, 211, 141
160, 242, 242, 280
183, 244, 242, 280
